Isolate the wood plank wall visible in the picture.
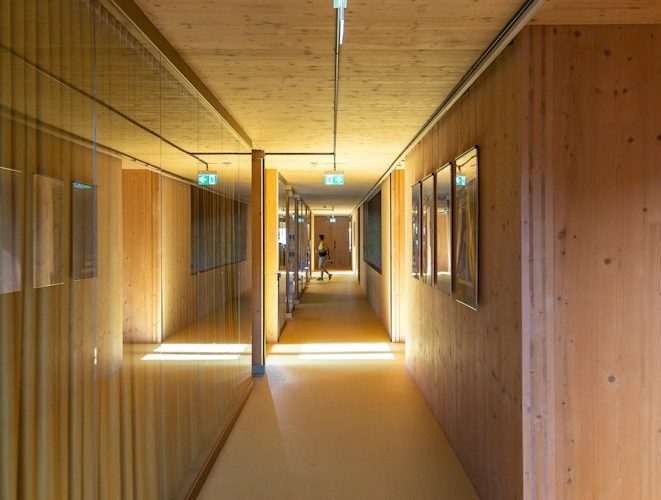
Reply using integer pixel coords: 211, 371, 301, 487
522, 25, 661, 499
122, 169, 161, 343
402, 38, 525, 499
0, 118, 124, 499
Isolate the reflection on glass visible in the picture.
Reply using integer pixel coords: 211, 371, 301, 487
412, 183, 421, 279
421, 175, 434, 285
453, 147, 479, 309
72, 182, 98, 280
33, 175, 64, 288
0, 168, 23, 294
364, 190, 382, 271
278, 178, 288, 333
435, 163, 452, 295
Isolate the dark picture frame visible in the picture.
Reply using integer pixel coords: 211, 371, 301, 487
453, 146, 479, 310
411, 182, 421, 279
71, 181, 98, 280
420, 174, 435, 285
434, 163, 452, 295
0, 167, 23, 294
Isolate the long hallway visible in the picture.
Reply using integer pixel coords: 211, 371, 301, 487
198, 274, 478, 499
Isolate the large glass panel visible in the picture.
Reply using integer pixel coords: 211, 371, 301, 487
435, 163, 452, 295
286, 190, 297, 314
277, 177, 287, 333
0, 0, 253, 497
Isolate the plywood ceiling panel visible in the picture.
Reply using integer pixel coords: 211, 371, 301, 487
128, 0, 529, 213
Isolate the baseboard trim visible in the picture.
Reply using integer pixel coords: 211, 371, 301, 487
184, 381, 254, 499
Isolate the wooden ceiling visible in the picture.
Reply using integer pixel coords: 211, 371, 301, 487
129, 0, 525, 213
128, 0, 660, 213
531, 0, 661, 24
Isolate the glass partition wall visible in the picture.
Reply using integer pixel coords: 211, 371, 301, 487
0, 1, 252, 498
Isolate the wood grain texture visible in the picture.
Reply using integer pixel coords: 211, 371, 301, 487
403, 38, 524, 500
521, 25, 661, 499
122, 169, 161, 343
313, 215, 352, 271
130, 0, 525, 213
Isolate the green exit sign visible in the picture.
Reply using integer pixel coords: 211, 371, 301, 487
329, 217, 336, 223
324, 172, 345, 185
456, 175, 467, 186
198, 172, 218, 186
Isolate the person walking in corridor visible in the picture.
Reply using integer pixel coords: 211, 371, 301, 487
316, 234, 333, 281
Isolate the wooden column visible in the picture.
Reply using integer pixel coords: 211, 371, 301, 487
251, 150, 265, 374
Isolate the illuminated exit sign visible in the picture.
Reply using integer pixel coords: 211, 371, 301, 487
198, 171, 218, 186
329, 217, 336, 223
456, 175, 467, 186
324, 172, 345, 186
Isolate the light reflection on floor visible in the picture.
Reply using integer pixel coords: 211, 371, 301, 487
141, 343, 251, 361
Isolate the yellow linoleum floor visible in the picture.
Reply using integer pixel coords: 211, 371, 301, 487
198, 273, 478, 500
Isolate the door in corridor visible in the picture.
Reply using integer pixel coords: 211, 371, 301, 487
313, 215, 352, 270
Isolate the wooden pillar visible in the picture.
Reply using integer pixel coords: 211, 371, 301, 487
251, 150, 265, 374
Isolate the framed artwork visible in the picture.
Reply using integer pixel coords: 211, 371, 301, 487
420, 174, 435, 285
71, 181, 98, 280
33, 174, 65, 288
434, 163, 452, 295
453, 147, 479, 310
411, 182, 421, 279
0, 167, 23, 294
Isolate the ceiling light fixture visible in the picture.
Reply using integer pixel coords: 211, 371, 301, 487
333, 0, 347, 45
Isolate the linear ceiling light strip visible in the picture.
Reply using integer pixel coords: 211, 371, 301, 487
352, 0, 546, 213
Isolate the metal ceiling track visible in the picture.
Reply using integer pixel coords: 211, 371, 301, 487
353, 0, 546, 213
332, 4, 343, 172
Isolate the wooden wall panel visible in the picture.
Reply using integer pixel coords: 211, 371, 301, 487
522, 25, 661, 499
122, 169, 161, 343
403, 38, 524, 500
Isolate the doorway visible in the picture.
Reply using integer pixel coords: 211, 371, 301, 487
313, 215, 352, 271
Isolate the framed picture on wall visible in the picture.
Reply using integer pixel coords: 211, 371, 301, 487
0, 167, 23, 294
421, 174, 435, 285
453, 147, 479, 310
411, 182, 421, 279
434, 163, 452, 295
33, 174, 65, 288
71, 181, 98, 280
